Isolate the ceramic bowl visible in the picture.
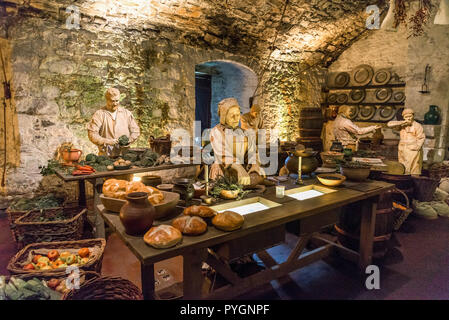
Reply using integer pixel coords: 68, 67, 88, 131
341, 167, 371, 181
317, 173, 346, 187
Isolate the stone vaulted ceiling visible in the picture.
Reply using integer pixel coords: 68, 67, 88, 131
1, 0, 385, 67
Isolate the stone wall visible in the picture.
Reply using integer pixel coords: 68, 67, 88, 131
329, 4, 449, 163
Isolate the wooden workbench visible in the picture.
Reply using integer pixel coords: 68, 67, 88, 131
97, 179, 394, 299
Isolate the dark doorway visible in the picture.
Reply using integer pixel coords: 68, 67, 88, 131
195, 73, 212, 134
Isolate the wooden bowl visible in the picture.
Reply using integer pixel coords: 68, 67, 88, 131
100, 191, 180, 220
317, 173, 346, 187
341, 167, 371, 181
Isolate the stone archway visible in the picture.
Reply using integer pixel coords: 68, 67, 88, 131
194, 60, 258, 130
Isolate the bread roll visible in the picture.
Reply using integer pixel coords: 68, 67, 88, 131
183, 205, 217, 218
212, 211, 244, 231
145, 186, 164, 205
143, 225, 182, 249
172, 216, 207, 235
126, 181, 147, 194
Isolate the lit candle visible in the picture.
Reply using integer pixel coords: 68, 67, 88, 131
298, 156, 302, 179
205, 164, 209, 196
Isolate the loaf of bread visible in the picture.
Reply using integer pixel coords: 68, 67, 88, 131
102, 179, 164, 205
143, 225, 182, 248
212, 211, 244, 231
103, 179, 128, 199
183, 205, 217, 218
172, 216, 207, 235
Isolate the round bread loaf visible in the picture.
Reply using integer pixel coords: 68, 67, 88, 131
183, 205, 217, 218
143, 225, 182, 248
212, 211, 244, 231
172, 216, 207, 235
103, 179, 128, 199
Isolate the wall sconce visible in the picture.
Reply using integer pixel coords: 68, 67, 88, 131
435, 0, 449, 25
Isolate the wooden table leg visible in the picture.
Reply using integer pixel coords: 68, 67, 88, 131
141, 263, 155, 300
78, 180, 86, 207
90, 178, 105, 238
359, 198, 378, 270
183, 249, 207, 299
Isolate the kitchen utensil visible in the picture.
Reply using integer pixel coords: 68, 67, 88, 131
334, 72, 350, 87
419, 64, 431, 94
352, 64, 374, 86
379, 105, 396, 121
327, 93, 338, 104
375, 88, 393, 102
336, 93, 348, 104
358, 105, 376, 120
373, 69, 391, 85
149, 135, 172, 155
393, 91, 405, 102
349, 89, 366, 103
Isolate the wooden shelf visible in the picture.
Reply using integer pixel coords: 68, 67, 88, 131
323, 83, 406, 91
321, 102, 405, 106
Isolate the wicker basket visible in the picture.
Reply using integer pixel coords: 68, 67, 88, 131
14, 206, 87, 247
62, 275, 143, 300
428, 164, 449, 180
7, 239, 106, 279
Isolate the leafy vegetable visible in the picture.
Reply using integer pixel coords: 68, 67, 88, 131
210, 175, 250, 200
118, 135, 129, 146
85, 153, 97, 162
9, 194, 65, 211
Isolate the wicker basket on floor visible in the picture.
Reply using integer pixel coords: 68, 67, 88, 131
62, 275, 143, 300
7, 239, 106, 279
14, 206, 87, 247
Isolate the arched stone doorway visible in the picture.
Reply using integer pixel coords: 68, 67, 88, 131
194, 60, 258, 133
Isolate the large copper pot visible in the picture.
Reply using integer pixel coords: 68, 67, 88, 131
285, 150, 319, 175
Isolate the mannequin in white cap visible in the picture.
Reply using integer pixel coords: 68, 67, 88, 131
387, 108, 425, 174
209, 98, 265, 185
87, 88, 140, 157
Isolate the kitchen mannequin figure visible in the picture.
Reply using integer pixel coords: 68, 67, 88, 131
87, 88, 140, 157
387, 108, 425, 174
209, 98, 265, 185
333, 105, 381, 151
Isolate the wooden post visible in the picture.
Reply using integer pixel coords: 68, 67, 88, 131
183, 249, 207, 299
78, 180, 86, 207
359, 197, 377, 270
141, 263, 155, 300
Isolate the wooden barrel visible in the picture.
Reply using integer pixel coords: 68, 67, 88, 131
412, 175, 439, 202
299, 108, 324, 130
335, 191, 395, 258
378, 173, 413, 204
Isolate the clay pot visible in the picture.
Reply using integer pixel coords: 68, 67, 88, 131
172, 178, 195, 202
141, 175, 162, 187
119, 192, 155, 236
62, 149, 82, 165
341, 167, 371, 181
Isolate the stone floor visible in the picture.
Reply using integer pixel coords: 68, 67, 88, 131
1, 210, 448, 300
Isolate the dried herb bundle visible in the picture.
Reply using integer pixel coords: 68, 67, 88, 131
409, 0, 433, 37
394, 0, 408, 28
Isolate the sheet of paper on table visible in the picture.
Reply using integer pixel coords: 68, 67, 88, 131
287, 189, 324, 201
218, 202, 270, 216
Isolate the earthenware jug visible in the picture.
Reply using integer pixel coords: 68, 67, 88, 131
120, 192, 155, 236
424, 105, 440, 125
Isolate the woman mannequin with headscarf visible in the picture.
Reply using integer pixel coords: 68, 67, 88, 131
209, 98, 265, 185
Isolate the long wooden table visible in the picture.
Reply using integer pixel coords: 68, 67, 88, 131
98, 179, 394, 299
